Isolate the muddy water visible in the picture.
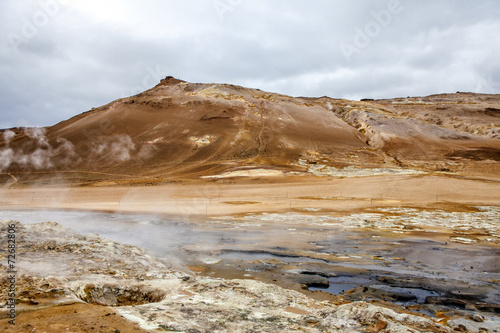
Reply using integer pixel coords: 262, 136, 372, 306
2, 208, 499, 316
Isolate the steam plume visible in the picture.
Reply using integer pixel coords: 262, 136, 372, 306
0, 128, 149, 172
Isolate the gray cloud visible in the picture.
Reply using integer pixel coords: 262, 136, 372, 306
0, 0, 499, 128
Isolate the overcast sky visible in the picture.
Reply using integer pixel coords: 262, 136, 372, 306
1, 0, 499, 128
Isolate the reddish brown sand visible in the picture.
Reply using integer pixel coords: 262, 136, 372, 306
0, 303, 147, 333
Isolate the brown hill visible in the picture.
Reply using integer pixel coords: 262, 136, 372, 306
0, 77, 499, 185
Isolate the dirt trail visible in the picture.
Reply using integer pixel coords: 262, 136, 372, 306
0, 173, 17, 186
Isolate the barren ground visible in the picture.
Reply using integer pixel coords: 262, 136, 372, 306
1, 80, 499, 331
1, 172, 499, 332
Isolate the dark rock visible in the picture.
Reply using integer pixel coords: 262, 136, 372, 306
426, 296, 469, 308
368, 285, 418, 302
293, 274, 329, 288
297, 270, 334, 278
449, 290, 482, 301
475, 303, 500, 313
453, 324, 467, 332
158, 76, 186, 86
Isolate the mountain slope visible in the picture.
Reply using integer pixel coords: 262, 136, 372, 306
0, 77, 499, 184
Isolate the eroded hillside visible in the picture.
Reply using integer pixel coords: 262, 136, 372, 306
0, 77, 499, 184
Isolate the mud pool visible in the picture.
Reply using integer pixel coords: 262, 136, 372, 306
2, 207, 499, 319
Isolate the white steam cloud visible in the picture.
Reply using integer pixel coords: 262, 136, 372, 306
0, 128, 79, 172
24, 127, 49, 147
3, 130, 15, 145
0, 148, 14, 171
0, 128, 154, 173
92, 134, 136, 163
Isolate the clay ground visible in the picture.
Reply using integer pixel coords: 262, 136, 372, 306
0, 303, 146, 333
1, 174, 499, 217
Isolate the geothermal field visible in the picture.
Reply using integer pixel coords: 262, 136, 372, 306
1, 77, 500, 332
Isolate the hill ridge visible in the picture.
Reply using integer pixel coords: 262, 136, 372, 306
0, 76, 499, 184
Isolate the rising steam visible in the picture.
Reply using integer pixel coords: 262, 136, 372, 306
0, 128, 152, 173
92, 134, 136, 163
3, 130, 15, 145
0, 128, 78, 172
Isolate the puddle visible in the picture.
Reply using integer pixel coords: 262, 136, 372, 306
217, 250, 328, 264
309, 276, 441, 305
369, 285, 440, 305
309, 276, 372, 295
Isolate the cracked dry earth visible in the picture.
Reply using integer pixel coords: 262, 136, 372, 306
0, 220, 497, 333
